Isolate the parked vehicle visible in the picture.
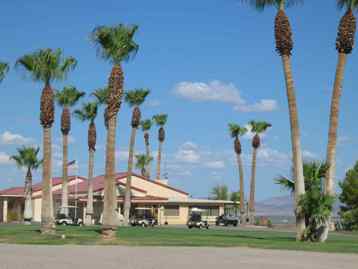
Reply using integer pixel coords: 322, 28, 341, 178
130, 208, 157, 227
55, 213, 83, 226
215, 214, 239, 227
187, 212, 209, 229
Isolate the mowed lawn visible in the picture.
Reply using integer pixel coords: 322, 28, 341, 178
0, 224, 357, 254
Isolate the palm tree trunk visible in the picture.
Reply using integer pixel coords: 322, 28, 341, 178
144, 132, 151, 179
281, 55, 306, 241
41, 127, 55, 234
156, 142, 163, 180
319, 53, 347, 242
248, 148, 257, 224
85, 149, 95, 226
23, 168, 33, 224
102, 116, 117, 239
124, 127, 137, 225
60, 134, 69, 216
236, 153, 245, 225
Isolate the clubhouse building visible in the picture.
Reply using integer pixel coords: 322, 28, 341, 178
0, 173, 233, 225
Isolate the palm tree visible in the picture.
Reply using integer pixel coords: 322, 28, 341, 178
210, 185, 229, 200
276, 162, 334, 241
16, 49, 77, 234
228, 123, 248, 224
123, 88, 150, 225
91, 24, 139, 239
246, 0, 306, 240
0, 62, 9, 82
92, 87, 110, 128
135, 154, 153, 177
153, 114, 168, 180
55, 86, 85, 216
247, 120, 271, 224
74, 102, 98, 225
141, 119, 153, 179
10, 146, 42, 224
323, 0, 358, 241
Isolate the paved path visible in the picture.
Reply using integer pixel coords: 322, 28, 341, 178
0, 245, 357, 269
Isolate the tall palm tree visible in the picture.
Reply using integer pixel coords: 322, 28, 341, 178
323, 0, 358, 241
141, 119, 153, 179
228, 123, 248, 225
91, 24, 139, 239
135, 154, 153, 177
153, 114, 168, 180
74, 102, 98, 225
10, 146, 42, 224
16, 49, 77, 234
92, 87, 110, 128
211, 185, 229, 200
55, 86, 85, 216
0, 62, 9, 82
246, 0, 306, 240
247, 120, 271, 224
123, 88, 150, 225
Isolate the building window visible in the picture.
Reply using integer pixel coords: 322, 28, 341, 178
189, 206, 220, 216
164, 205, 180, 216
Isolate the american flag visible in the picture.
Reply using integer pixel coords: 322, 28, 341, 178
67, 160, 76, 167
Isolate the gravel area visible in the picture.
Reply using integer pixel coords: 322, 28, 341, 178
0, 244, 357, 269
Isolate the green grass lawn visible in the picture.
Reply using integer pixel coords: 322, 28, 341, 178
0, 224, 357, 253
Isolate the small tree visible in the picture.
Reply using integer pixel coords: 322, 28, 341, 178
211, 185, 229, 200
339, 161, 358, 230
10, 146, 42, 224
135, 154, 153, 177
276, 161, 335, 241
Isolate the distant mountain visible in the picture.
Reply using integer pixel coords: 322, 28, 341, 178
256, 195, 342, 216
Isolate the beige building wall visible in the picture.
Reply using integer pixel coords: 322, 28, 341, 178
120, 176, 188, 200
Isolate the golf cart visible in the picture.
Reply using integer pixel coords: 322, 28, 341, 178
216, 214, 239, 226
55, 206, 83, 226
187, 208, 209, 229
130, 207, 157, 227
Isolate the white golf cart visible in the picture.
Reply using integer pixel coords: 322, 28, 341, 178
130, 207, 157, 227
187, 208, 209, 229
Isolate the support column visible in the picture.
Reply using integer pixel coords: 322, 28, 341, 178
3, 199, 8, 223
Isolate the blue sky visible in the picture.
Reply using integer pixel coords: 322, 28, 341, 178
0, 0, 357, 201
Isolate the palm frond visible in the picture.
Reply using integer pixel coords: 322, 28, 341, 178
55, 86, 85, 107
275, 176, 295, 193
244, 0, 303, 11
228, 123, 247, 138
92, 87, 110, 105
124, 88, 150, 106
141, 119, 153, 131
0, 62, 9, 82
16, 48, 77, 84
153, 114, 168, 126
91, 24, 139, 64
338, 0, 358, 10
10, 146, 42, 170
74, 102, 98, 122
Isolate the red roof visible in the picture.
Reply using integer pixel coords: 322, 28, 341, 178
0, 172, 188, 197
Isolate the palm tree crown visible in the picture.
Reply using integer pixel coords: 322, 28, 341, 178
15, 48, 77, 85
249, 120, 272, 134
92, 87, 110, 105
247, 0, 302, 10
0, 62, 9, 82
91, 24, 139, 65
124, 88, 150, 107
74, 102, 98, 123
153, 114, 168, 127
228, 123, 247, 138
55, 86, 85, 107
338, 0, 358, 10
135, 154, 153, 177
10, 146, 42, 171
141, 119, 152, 132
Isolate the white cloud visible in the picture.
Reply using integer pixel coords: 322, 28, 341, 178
146, 99, 160, 107
243, 146, 290, 168
204, 160, 225, 169
302, 150, 318, 160
115, 150, 130, 161
173, 80, 278, 112
0, 131, 33, 145
175, 142, 201, 163
0, 152, 13, 165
